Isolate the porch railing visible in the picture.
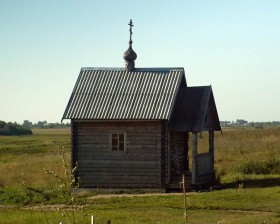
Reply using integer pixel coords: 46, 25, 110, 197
194, 152, 214, 185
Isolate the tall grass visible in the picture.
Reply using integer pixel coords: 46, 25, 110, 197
214, 127, 280, 177
0, 127, 279, 188
0, 128, 280, 223
236, 157, 280, 174
0, 128, 70, 187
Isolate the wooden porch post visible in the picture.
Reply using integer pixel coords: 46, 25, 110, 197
209, 130, 214, 171
183, 132, 189, 170
192, 132, 198, 185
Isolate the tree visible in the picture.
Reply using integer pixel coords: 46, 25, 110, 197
0, 122, 32, 135
22, 120, 33, 129
236, 119, 248, 126
0, 120, 6, 128
35, 120, 48, 128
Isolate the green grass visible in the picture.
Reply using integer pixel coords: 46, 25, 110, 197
0, 127, 280, 223
86, 188, 280, 223
1, 127, 280, 187
0, 128, 70, 187
0, 187, 280, 223
236, 157, 280, 174
0, 208, 278, 224
214, 127, 280, 176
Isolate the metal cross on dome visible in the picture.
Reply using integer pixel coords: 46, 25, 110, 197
128, 19, 133, 45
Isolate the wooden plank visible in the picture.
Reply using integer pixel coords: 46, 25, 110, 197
192, 132, 198, 185
78, 171, 161, 177
78, 164, 158, 171
77, 137, 159, 142
77, 125, 161, 131
78, 175, 158, 182
77, 146, 159, 153
196, 153, 212, 176
78, 170, 160, 176
78, 151, 158, 156
78, 159, 157, 165
79, 182, 160, 188
78, 178, 160, 185
78, 167, 160, 173
77, 153, 160, 161
79, 173, 160, 179
77, 144, 158, 149
196, 172, 214, 185
78, 163, 158, 170
79, 174, 159, 179
77, 121, 161, 127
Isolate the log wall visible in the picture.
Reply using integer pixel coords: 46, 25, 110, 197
169, 132, 187, 184
72, 121, 164, 189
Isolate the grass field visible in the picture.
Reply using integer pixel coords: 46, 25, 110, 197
0, 128, 70, 187
0, 187, 280, 223
0, 127, 280, 223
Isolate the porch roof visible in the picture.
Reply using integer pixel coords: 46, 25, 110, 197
169, 86, 221, 132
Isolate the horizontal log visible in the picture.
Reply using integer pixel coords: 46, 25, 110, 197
77, 149, 159, 155
79, 182, 160, 188
77, 147, 160, 152
76, 121, 161, 127
80, 180, 159, 186
78, 163, 158, 169
78, 175, 159, 181
79, 178, 161, 185
77, 153, 160, 160
76, 143, 159, 149
77, 171, 160, 177
77, 171, 160, 178
77, 126, 161, 131
77, 160, 160, 166
80, 177, 160, 183
83, 159, 155, 164
76, 135, 159, 142
77, 143, 109, 147
77, 146, 160, 151
76, 139, 159, 145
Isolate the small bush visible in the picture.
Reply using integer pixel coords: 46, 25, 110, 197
236, 157, 280, 174
214, 168, 225, 184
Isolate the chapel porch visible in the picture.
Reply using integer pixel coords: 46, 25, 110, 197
167, 131, 215, 190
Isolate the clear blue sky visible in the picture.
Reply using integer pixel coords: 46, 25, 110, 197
1, 0, 280, 123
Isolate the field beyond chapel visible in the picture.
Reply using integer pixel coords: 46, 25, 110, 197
0, 127, 279, 223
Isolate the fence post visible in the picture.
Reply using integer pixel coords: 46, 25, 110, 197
91, 215, 95, 224
182, 174, 188, 224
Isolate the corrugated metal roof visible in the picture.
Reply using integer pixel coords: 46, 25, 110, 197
169, 86, 221, 132
62, 67, 186, 120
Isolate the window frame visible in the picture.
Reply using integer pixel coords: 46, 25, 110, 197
109, 130, 127, 152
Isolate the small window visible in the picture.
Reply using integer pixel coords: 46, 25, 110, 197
109, 131, 127, 152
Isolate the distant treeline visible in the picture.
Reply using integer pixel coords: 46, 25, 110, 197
21, 120, 70, 129
0, 121, 32, 136
220, 119, 280, 128
0, 120, 71, 136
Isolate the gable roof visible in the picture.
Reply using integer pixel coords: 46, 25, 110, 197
169, 86, 221, 132
62, 67, 186, 120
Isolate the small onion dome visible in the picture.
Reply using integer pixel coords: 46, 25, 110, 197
123, 45, 137, 61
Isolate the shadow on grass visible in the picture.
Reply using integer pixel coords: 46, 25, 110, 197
222, 178, 280, 189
